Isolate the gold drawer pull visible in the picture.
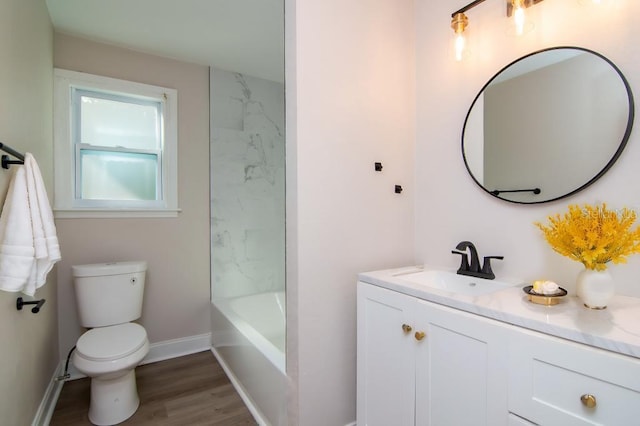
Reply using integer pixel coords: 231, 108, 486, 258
414, 331, 426, 341
401, 324, 412, 334
581, 394, 597, 408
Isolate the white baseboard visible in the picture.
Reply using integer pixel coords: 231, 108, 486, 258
143, 332, 212, 365
345, 422, 357, 426
31, 363, 65, 426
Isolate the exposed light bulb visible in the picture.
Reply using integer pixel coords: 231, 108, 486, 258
455, 33, 466, 61
451, 12, 468, 62
513, 0, 526, 36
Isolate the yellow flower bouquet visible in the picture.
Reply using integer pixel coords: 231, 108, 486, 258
535, 203, 640, 271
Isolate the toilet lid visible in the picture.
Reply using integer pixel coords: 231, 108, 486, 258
76, 323, 148, 361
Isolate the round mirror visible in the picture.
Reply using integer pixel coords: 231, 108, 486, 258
462, 46, 634, 204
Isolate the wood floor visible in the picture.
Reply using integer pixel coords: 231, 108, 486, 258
50, 351, 258, 426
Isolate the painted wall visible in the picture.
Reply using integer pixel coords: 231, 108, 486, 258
210, 68, 285, 300
53, 34, 211, 359
0, 0, 59, 424
416, 1, 640, 295
286, 0, 416, 423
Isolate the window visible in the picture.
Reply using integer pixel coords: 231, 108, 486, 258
54, 69, 178, 218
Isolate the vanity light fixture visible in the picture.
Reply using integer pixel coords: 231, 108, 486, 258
451, 0, 544, 61
451, 12, 469, 61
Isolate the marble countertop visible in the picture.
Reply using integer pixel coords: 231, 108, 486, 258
358, 265, 640, 359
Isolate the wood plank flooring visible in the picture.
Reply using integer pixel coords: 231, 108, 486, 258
50, 351, 258, 426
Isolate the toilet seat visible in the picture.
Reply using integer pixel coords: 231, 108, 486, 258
76, 323, 147, 361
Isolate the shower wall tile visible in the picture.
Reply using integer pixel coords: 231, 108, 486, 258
211, 68, 285, 299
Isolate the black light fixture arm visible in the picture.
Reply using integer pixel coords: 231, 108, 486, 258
452, 0, 543, 18
452, 0, 489, 18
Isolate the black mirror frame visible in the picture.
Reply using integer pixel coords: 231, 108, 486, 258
461, 46, 635, 204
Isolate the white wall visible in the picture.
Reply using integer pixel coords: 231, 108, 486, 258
286, 0, 416, 423
0, 0, 59, 424
53, 34, 211, 359
416, 1, 640, 295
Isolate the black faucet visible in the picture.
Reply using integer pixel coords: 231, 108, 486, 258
452, 241, 480, 274
451, 241, 503, 280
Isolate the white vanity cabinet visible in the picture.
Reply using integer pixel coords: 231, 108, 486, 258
508, 328, 640, 426
357, 282, 640, 426
357, 276, 640, 426
357, 281, 510, 426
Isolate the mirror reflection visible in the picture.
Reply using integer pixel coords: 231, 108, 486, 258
462, 47, 634, 204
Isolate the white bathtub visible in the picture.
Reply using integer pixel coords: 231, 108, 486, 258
211, 291, 286, 425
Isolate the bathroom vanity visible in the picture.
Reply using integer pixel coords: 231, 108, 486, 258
356, 267, 640, 426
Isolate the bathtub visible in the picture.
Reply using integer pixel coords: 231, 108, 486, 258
211, 291, 286, 425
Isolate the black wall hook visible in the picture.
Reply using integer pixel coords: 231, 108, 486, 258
16, 297, 46, 313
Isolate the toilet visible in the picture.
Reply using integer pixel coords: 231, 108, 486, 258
71, 261, 150, 425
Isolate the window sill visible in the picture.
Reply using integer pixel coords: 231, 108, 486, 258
54, 208, 182, 219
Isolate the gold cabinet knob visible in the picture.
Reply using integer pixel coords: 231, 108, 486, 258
414, 331, 426, 341
401, 324, 412, 334
581, 394, 597, 408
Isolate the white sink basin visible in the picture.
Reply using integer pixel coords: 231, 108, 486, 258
392, 269, 516, 296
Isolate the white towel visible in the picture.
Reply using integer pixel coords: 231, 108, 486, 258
0, 166, 36, 293
24, 153, 61, 295
0, 153, 61, 296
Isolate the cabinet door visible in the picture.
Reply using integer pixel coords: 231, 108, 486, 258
509, 328, 640, 425
357, 282, 416, 426
414, 301, 509, 426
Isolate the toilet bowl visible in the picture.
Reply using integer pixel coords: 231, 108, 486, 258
73, 323, 150, 425
72, 261, 149, 425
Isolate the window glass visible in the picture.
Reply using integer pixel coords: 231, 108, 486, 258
78, 149, 159, 201
76, 90, 161, 149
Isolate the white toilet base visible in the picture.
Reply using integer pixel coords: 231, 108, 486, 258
88, 369, 140, 425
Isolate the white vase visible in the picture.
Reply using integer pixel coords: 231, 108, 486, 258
576, 268, 614, 309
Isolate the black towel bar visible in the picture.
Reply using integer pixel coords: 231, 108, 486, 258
16, 297, 46, 313
0, 142, 25, 169
491, 188, 541, 196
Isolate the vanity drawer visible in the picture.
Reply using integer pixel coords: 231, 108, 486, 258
509, 328, 640, 425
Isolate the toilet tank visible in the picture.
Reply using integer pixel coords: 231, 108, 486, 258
72, 261, 147, 328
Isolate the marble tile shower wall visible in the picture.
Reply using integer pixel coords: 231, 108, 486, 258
210, 69, 285, 299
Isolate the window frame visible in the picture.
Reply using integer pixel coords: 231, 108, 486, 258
53, 68, 179, 218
